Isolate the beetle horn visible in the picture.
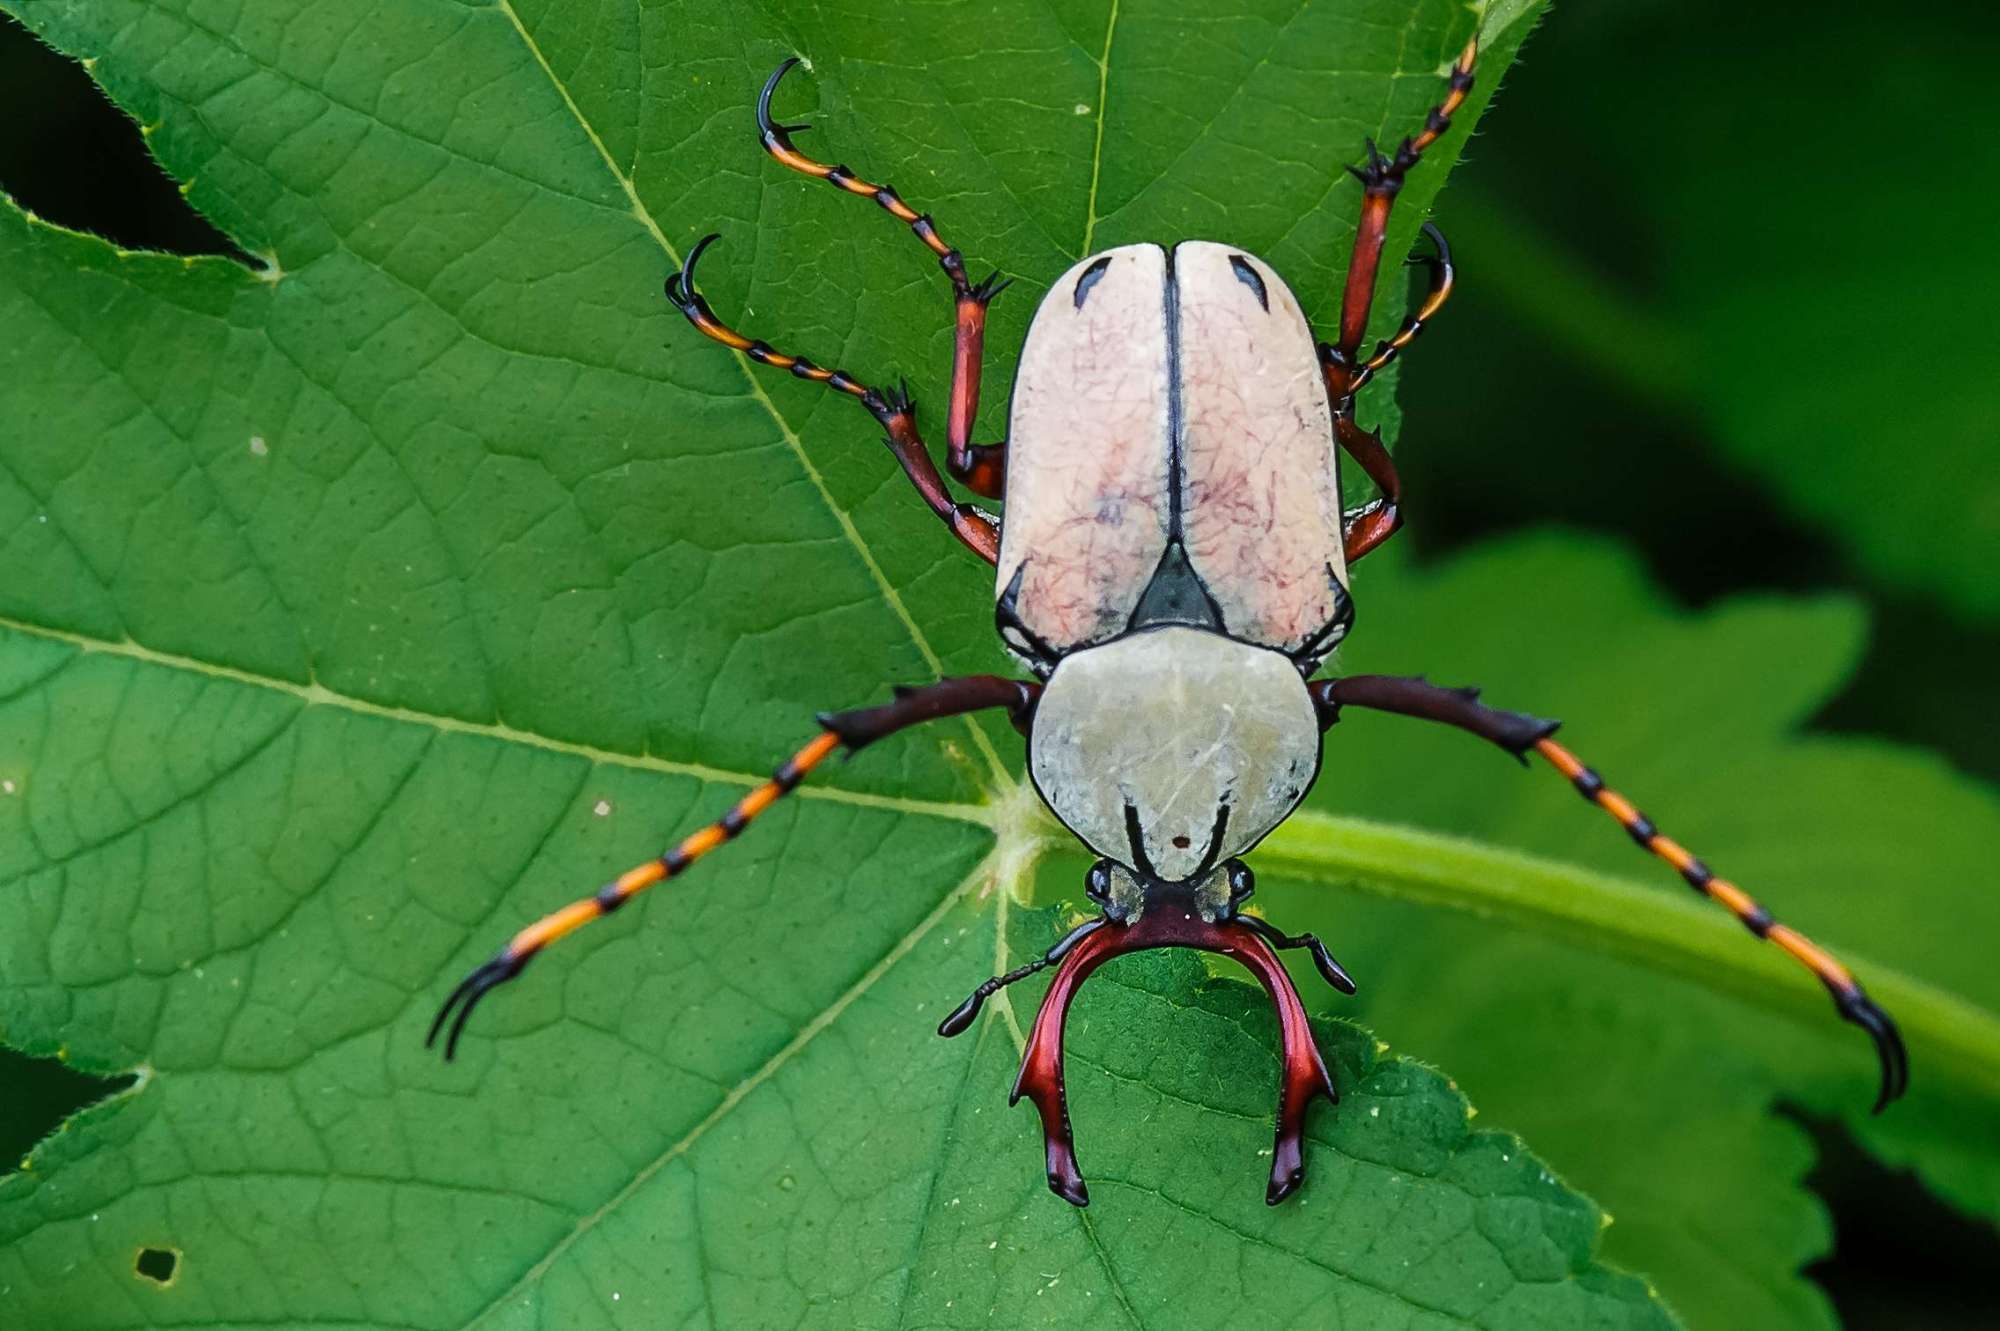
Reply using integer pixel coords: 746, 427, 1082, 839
1008, 910, 1338, 1207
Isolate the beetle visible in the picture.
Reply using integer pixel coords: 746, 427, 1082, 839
431, 37, 1907, 1207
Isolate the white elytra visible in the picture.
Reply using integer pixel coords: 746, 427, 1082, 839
1174, 243, 1349, 650
996, 242, 1348, 660
997, 244, 1174, 653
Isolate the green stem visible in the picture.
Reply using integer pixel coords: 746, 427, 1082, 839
1257, 810, 2000, 1097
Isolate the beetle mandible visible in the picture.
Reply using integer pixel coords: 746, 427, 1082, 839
431, 37, 1907, 1207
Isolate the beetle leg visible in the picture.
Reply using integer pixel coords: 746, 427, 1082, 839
1233, 911, 1360, 996
1311, 675, 1911, 1112
1335, 221, 1456, 400
1335, 411, 1403, 563
945, 274, 1010, 499
757, 59, 1011, 498
666, 235, 1000, 563
428, 677, 1040, 1060
1321, 38, 1478, 403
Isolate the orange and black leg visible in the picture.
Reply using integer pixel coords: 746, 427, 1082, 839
1321, 38, 1478, 402
665, 237, 998, 563
755, 58, 1010, 497
428, 675, 1040, 1060
1329, 220, 1457, 404
1318, 36, 1477, 563
1311, 674, 1910, 1110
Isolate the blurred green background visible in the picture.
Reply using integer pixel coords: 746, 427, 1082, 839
2, 0, 1994, 1325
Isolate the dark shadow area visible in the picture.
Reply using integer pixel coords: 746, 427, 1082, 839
0, 11, 249, 262
1787, 1107, 2000, 1331
1397, 0, 2000, 790
1398, 279, 2000, 789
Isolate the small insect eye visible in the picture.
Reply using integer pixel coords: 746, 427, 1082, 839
1228, 863, 1254, 895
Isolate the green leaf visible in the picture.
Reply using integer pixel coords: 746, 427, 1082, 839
1239, 532, 2000, 1330
1, 0, 1689, 1324
1435, 3, 2000, 619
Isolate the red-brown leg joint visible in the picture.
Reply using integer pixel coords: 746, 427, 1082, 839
1010, 911, 1337, 1207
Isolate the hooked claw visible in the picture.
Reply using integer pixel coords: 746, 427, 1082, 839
663, 231, 722, 313
1834, 987, 1909, 1113
426, 950, 529, 1062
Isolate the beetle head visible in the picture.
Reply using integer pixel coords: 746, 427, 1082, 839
1028, 627, 1322, 901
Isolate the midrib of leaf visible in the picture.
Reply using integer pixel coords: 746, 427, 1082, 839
1262, 810, 2000, 1097
1079, 0, 1121, 255
490, 0, 1013, 790
0, 614, 988, 824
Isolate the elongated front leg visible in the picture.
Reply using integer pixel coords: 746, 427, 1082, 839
1311, 674, 1910, 1110
1009, 912, 1337, 1207
757, 59, 1009, 497
429, 676, 1040, 1059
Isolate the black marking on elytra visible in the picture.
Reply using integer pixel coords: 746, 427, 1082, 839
995, 562, 1064, 676
1289, 566, 1356, 671
1072, 255, 1113, 309
1228, 254, 1269, 311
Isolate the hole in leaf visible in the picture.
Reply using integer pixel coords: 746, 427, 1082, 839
133, 1246, 179, 1286
0, 11, 253, 264
0, 1046, 132, 1176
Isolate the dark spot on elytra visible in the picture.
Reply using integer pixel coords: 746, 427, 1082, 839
1073, 255, 1114, 309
